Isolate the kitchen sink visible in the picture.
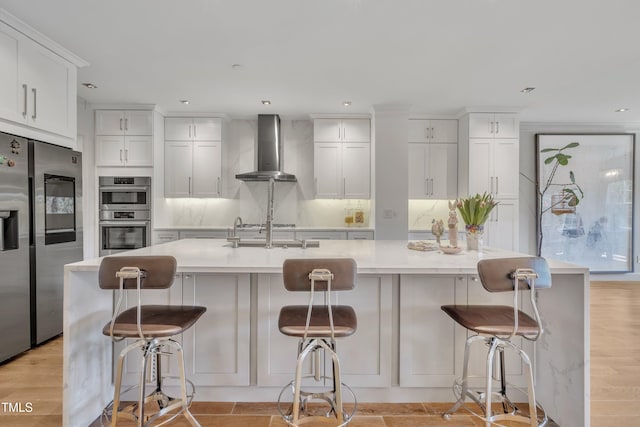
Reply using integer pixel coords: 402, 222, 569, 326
227, 237, 319, 248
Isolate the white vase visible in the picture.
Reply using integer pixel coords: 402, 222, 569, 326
465, 225, 484, 251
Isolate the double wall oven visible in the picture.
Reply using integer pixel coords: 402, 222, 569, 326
99, 177, 151, 256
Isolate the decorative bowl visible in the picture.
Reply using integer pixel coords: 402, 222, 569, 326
440, 245, 463, 255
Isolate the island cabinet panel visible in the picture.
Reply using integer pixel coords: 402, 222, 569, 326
182, 273, 250, 386
257, 273, 392, 387
113, 275, 183, 386
461, 274, 532, 389
399, 275, 465, 387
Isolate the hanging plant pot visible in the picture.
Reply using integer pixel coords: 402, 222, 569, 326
551, 189, 576, 215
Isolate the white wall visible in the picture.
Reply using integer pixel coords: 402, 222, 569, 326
372, 105, 410, 239
520, 122, 640, 280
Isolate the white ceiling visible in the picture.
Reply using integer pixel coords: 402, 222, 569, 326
1, 0, 639, 122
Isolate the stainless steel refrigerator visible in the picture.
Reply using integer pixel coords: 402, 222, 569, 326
0, 133, 82, 362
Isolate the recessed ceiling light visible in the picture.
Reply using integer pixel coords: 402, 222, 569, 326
520, 87, 535, 93
261, 100, 271, 105
615, 108, 629, 112
180, 100, 190, 105
343, 101, 352, 107
232, 64, 243, 70
82, 83, 97, 89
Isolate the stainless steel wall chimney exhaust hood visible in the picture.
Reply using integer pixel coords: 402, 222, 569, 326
235, 114, 297, 182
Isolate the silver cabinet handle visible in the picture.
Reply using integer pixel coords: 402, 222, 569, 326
424, 178, 429, 195
489, 121, 493, 135
188, 124, 191, 139
495, 177, 499, 195
22, 84, 27, 118
496, 121, 499, 134
188, 176, 192, 195
430, 178, 434, 196
424, 127, 429, 140
119, 149, 123, 162
430, 127, 435, 140
490, 176, 494, 194
193, 124, 197, 139
217, 177, 220, 195
124, 118, 128, 131
124, 149, 128, 163
120, 118, 123, 131
343, 177, 346, 197
31, 88, 37, 120
338, 126, 341, 140
495, 207, 499, 222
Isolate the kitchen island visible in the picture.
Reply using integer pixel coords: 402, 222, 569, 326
64, 239, 589, 426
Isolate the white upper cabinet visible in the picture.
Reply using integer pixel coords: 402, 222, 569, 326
408, 143, 457, 199
0, 20, 77, 142
468, 138, 518, 199
95, 110, 153, 136
408, 119, 457, 143
164, 117, 222, 141
95, 110, 153, 167
313, 118, 370, 199
314, 118, 370, 143
468, 113, 518, 139
164, 117, 223, 198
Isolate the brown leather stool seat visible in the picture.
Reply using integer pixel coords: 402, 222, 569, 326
279, 305, 356, 338
440, 305, 539, 337
102, 305, 206, 338
99, 255, 204, 427
277, 258, 358, 427
441, 256, 551, 427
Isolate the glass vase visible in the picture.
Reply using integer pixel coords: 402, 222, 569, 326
465, 224, 484, 251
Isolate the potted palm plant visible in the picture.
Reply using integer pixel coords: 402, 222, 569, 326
457, 193, 498, 250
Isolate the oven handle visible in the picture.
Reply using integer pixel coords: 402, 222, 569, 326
99, 221, 150, 226
99, 186, 150, 192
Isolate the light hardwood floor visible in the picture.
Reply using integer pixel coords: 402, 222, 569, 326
0, 281, 636, 426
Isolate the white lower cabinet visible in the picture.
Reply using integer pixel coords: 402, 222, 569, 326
114, 273, 250, 387
400, 275, 465, 387
400, 274, 532, 390
182, 273, 250, 386
257, 273, 392, 387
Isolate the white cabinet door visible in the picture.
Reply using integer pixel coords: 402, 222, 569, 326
341, 119, 370, 143
492, 138, 519, 199
408, 120, 430, 143
192, 141, 221, 197
400, 275, 466, 387
20, 38, 74, 137
314, 142, 341, 198
468, 113, 494, 138
493, 114, 519, 139
182, 273, 250, 386
430, 119, 458, 143
95, 110, 125, 135
429, 143, 457, 199
486, 200, 518, 251
468, 139, 492, 195
165, 117, 192, 140
95, 135, 125, 166
408, 143, 428, 198
314, 118, 342, 142
342, 143, 370, 198
124, 135, 153, 167
193, 118, 222, 141
124, 111, 153, 135
0, 23, 23, 125
468, 113, 518, 139
165, 142, 192, 197
257, 273, 391, 387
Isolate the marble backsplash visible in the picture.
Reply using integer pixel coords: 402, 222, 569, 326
408, 199, 463, 231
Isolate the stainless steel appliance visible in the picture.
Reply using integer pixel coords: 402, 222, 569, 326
0, 134, 82, 360
99, 177, 151, 256
30, 140, 83, 346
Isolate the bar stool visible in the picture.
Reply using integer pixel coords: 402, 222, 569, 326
277, 258, 358, 427
441, 256, 551, 427
99, 255, 206, 427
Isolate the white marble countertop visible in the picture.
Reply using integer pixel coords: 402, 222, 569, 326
67, 239, 587, 275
